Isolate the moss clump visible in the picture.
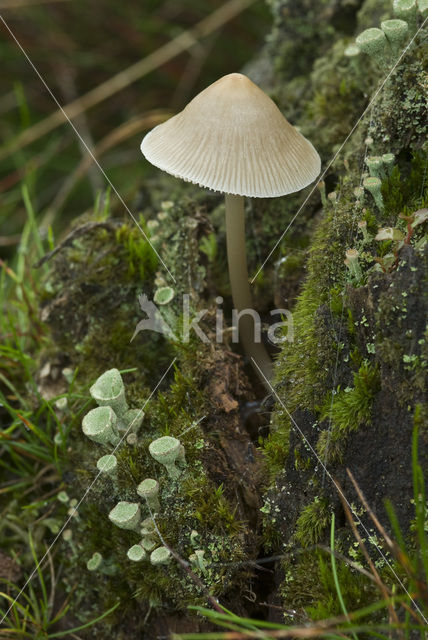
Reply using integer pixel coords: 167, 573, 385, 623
262, 0, 427, 620
317, 361, 380, 463
261, 415, 292, 480
115, 222, 158, 282
281, 549, 378, 620
63, 366, 252, 619
295, 497, 331, 547
381, 153, 428, 220
264, 197, 356, 473
305, 553, 377, 619
39, 217, 171, 390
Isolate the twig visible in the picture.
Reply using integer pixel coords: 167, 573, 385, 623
0, 0, 258, 162
170, 34, 217, 111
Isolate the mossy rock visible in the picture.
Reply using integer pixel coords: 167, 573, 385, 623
262, 0, 427, 617
36, 199, 266, 635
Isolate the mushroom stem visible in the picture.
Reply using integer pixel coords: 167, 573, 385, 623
225, 193, 272, 384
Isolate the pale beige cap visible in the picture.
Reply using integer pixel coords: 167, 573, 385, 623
141, 73, 321, 198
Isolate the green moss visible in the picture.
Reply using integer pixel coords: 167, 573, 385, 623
39, 217, 173, 393
62, 345, 254, 620
381, 153, 428, 221
266, 13, 426, 608
305, 553, 376, 619
262, 517, 284, 553
41, 186, 260, 624
321, 361, 379, 430
329, 286, 345, 316
265, 198, 357, 472
364, 208, 380, 235
115, 222, 158, 281
273, 218, 337, 405
316, 361, 380, 463
316, 430, 345, 464
69, 434, 247, 612
261, 415, 292, 480
281, 548, 377, 619
295, 497, 330, 547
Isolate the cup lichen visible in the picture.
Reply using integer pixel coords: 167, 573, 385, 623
150, 546, 171, 566
137, 478, 160, 512
82, 406, 120, 446
127, 544, 146, 562
90, 368, 128, 418
109, 501, 141, 532
149, 436, 185, 480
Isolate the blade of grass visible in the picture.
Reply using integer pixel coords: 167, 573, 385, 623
412, 422, 428, 582
330, 513, 358, 640
48, 601, 120, 637
28, 534, 47, 613
21, 184, 45, 260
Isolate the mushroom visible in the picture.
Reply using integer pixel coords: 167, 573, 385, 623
141, 73, 320, 384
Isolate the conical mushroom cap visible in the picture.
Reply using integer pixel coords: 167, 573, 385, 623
141, 73, 320, 198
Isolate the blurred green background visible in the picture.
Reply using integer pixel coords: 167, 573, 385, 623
0, 0, 271, 258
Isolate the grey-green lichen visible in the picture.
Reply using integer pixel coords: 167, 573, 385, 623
65, 366, 254, 613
